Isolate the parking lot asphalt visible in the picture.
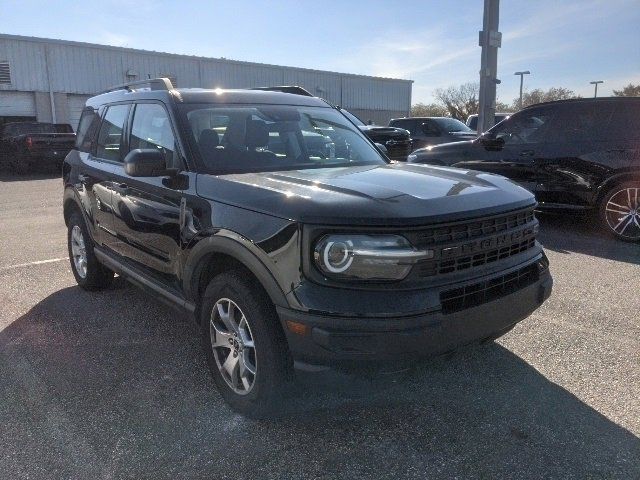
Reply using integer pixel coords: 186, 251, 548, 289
1, 174, 638, 480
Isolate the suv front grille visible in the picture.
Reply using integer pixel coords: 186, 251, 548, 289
386, 141, 411, 160
411, 207, 538, 278
418, 237, 536, 276
419, 209, 535, 245
440, 263, 539, 314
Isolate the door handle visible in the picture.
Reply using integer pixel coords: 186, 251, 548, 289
520, 150, 535, 157
78, 174, 89, 182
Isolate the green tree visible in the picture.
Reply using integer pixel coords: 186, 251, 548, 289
410, 102, 449, 117
613, 83, 640, 97
514, 87, 579, 109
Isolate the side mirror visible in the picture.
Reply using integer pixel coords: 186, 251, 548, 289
124, 149, 176, 177
478, 133, 505, 150
375, 143, 388, 155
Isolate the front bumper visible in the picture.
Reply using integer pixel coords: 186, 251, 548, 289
278, 262, 552, 367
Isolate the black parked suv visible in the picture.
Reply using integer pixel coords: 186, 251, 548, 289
408, 98, 640, 242
63, 78, 552, 416
389, 117, 477, 150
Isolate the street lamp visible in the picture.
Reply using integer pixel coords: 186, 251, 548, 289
514, 71, 530, 109
590, 80, 604, 98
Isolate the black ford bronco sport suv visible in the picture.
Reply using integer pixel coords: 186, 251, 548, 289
63, 78, 552, 416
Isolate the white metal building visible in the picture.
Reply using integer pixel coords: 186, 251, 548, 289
0, 34, 412, 130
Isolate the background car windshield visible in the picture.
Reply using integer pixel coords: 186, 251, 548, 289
433, 118, 472, 132
183, 105, 386, 174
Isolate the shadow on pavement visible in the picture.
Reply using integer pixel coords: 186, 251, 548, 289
1, 283, 638, 479
537, 211, 639, 265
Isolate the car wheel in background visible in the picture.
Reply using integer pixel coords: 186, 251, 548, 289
67, 211, 114, 289
200, 271, 292, 418
599, 181, 640, 242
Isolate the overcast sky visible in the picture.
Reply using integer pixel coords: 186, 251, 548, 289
2, 0, 639, 104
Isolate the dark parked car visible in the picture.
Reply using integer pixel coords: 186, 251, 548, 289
0, 121, 75, 173
389, 116, 477, 150
63, 78, 552, 416
339, 109, 412, 161
408, 97, 640, 242
466, 113, 511, 131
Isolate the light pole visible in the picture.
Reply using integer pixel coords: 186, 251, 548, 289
514, 70, 530, 109
477, 0, 502, 134
590, 80, 604, 98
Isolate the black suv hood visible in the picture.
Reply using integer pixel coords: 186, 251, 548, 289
196, 164, 534, 226
358, 125, 410, 142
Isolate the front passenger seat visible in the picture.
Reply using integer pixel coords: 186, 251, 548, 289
198, 129, 224, 171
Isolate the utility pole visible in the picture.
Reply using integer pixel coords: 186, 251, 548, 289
478, 0, 501, 134
514, 70, 530, 109
590, 80, 604, 98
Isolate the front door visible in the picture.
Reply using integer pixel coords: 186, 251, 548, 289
107, 102, 186, 288
455, 107, 556, 193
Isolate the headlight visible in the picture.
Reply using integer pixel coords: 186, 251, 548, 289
407, 153, 418, 162
313, 234, 433, 281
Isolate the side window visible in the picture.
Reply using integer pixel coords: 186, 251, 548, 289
130, 103, 178, 167
420, 121, 440, 136
95, 104, 130, 161
75, 107, 100, 153
492, 108, 553, 145
394, 119, 417, 135
606, 102, 640, 141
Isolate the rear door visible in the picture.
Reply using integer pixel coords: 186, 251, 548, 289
76, 104, 130, 245
535, 102, 619, 206
107, 101, 185, 287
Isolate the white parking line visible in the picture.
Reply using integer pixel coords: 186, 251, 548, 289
0, 257, 67, 271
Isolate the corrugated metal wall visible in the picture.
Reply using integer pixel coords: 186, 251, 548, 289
0, 34, 412, 126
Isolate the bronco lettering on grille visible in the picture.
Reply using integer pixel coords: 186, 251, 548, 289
440, 226, 535, 259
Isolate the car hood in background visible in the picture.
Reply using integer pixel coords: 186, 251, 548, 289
449, 131, 477, 140
196, 163, 534, 226
358, 125, 410, 141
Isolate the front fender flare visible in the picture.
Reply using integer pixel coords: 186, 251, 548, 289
183, 232, 290, 309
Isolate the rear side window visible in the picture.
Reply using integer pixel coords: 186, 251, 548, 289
608, 102, 640, 140
130, 103, 179, 168
95, 104, 130, 161
75, 108, 100, 152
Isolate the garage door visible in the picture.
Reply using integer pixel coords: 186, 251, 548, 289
0, 91, 36, 117
67, 94, 91, 132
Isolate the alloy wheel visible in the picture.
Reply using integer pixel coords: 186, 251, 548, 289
70, 225, 88, 278
210, 298, 257, 395
604, 187, 640, 240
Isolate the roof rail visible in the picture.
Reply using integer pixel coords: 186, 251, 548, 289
100, 77, 174, 95
251, 85, 314, 96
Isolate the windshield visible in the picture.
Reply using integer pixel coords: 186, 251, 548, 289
182, 104, 386, 174
340, 109, 366, 127
432, 118, 472, 132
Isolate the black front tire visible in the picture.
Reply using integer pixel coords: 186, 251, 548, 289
67, 211, 114, 290
200, 271, 292, 418
599, 181, 640, 242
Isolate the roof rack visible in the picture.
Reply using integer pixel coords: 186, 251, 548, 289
251, 85, 314, 96
100, 77, 174, 94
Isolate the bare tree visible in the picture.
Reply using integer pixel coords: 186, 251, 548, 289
613, 83, 640, 97
410, 102, 449, 117
433, 83, 480, 121
514, 87, 579, 109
